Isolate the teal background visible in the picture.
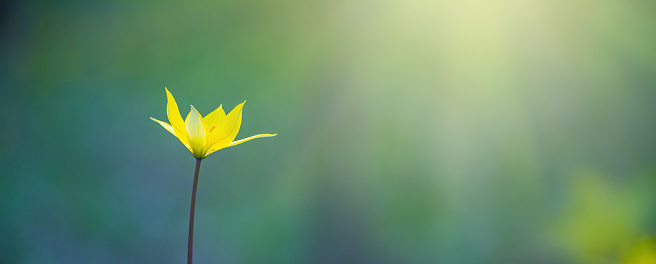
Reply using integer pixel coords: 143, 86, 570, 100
3, 0, 656, 263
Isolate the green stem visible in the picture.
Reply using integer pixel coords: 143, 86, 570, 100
188, 158, 202, 264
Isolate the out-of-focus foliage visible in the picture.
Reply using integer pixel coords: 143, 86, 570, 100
3, 0, 656, 263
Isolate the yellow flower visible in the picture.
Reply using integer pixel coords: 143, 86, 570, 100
151, 88, 276, 159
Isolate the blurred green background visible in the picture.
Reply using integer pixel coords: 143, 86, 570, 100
3, 0, 656, 263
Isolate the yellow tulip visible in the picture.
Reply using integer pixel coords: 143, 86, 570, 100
150, 88, 276, 159
151, 88, 276, 264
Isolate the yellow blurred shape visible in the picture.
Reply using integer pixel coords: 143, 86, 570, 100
623, 238, 656, 264
552, 170, 645, 263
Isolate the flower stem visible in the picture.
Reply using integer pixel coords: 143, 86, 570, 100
188, 158, 202, 264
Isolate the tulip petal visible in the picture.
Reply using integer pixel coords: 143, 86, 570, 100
165, 88, 188, 139
227, 134, 277, 148
150, 117, 192, 151
215, 102, 244, 141
150, 117, 175, 134
186, 105, 208, 158
185, 105, 206, 137
203, 102, 245, 157
203, 104, 225, 134
205, 101, 244, 149
203, 104, 225, 126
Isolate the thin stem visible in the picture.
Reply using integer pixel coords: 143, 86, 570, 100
188, 158, 202, 264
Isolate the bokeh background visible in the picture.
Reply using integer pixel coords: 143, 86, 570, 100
3, 0, 656, 263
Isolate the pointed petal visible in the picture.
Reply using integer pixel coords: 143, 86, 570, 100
186, 105, 206, 139
150, 117, 192, 151
150, 117, 175, 135
227, 134, 277, 148
165, 88, 188, 138
203, 104, 225, 126
203, 104, 225, 134
185, 105, 207, 157
203, 101, 245, 154
205, 101, 246, 157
